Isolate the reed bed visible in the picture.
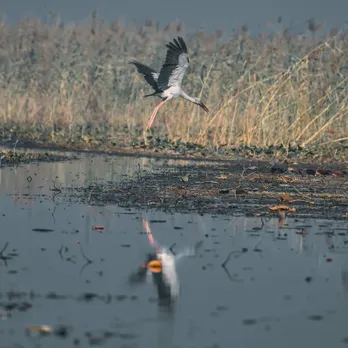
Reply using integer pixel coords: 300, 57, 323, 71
0, 13, 347, 152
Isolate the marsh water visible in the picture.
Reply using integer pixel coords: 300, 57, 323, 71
1, 153, 348, 348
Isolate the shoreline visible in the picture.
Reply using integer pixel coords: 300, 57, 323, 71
0, 137, 347, 166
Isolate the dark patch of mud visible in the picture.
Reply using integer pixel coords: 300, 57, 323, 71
0, 148, 76, 167
66, 160, 348, 220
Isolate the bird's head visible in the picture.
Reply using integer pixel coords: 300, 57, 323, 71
194, 98, 209, 113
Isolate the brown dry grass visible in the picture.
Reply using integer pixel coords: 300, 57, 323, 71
0, 13, 347, 151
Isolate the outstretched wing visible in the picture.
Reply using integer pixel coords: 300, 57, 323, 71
129, 60, 159, 91
157, 37, 189, 91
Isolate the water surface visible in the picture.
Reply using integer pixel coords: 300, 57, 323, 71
1, 154, 348, 348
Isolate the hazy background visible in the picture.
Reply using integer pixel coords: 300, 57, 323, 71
1, 0, 347, 34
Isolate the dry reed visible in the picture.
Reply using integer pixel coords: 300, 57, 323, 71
0, 13, 347, 152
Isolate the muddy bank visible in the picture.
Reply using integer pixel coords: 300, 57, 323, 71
0, 126, 347, 164
66, 159, 348, 220
0, 148, 76, 167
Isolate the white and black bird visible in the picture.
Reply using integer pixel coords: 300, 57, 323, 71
130, 36, 209, 130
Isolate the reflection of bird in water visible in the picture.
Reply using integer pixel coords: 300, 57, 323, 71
129, 218, 203, 307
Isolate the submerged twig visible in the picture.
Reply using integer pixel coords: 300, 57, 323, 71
77, 241, 93, 276
0, 242, 9, 256
169, 243, 176, 255
88, 188, 94, 203
221, 252, 232, 269
221, 251, 243, 282
58, 245, 76, 264
13, 140, 18, 153
51, 181, 62, 193
77, 241, 93, 264
51, 181, 62, 202
253, 240, 262, 252
58, 245, 64, 260
51, 205, 57, 224
0, 242, 10, 266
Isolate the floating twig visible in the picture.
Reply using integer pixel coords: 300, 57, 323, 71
288, 186, 316, 204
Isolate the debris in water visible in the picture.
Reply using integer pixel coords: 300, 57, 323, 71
26, 325, 53, 335
0, 311, 9, 320
181, 175, 189, 182
0, 242, 10, 265
296, 231, 308, 236
268, 205, 296, 213
279, 192, 293, 202
307, 315, 324, 321
242, 318, 257, 325
77, 241, 93, 264
32, 228, 54, 233
54, 325, 71, 338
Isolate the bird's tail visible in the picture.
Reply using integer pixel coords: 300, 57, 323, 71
143, 91, 161, 98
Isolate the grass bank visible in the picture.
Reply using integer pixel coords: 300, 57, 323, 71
0, 14, 347, 160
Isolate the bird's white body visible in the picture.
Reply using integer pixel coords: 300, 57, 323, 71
161, 86, 182, 100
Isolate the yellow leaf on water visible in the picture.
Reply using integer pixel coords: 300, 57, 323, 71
269, 205, 296, 213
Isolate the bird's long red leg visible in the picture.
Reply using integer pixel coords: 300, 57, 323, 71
146, 100, 167, 130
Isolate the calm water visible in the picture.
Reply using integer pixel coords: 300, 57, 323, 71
1, 153, 348, 348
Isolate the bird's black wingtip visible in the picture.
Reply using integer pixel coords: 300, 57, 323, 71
177, 36, 188, 53
166, 36, 188, 54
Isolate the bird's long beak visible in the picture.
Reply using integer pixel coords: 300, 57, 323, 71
198, 101, 209, 113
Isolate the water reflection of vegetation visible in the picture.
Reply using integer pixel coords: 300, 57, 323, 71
0, 155, 161, 195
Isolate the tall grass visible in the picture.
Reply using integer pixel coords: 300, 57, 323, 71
0, 13, 347, 151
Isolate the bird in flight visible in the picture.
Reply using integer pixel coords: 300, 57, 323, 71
130, 36, 209, 130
